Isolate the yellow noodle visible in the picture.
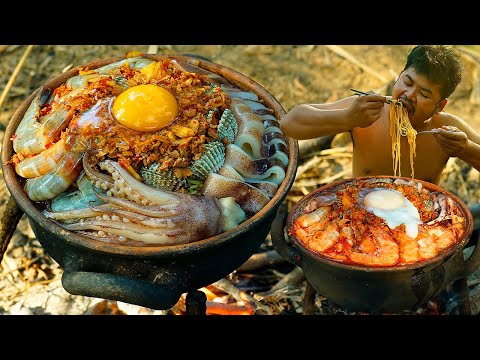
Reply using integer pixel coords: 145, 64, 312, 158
389, 100, 417, 178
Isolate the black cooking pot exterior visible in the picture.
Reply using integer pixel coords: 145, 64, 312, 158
2, 55, 298, 310
272, 176, 479, 314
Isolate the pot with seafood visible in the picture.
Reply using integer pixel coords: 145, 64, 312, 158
2, 54, 298, 310
272, 176, 479, 313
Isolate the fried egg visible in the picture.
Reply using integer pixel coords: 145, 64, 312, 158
363, 188, 422, 238
112, 84, 178, 132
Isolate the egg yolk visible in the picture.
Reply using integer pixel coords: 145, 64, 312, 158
364, 189, 404, 210
363, 188, 422, 238
112, 84, 178, 132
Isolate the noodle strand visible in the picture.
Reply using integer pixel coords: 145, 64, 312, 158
389, 100, 417, 178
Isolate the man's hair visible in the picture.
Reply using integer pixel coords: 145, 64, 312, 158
403, 45, 463, 99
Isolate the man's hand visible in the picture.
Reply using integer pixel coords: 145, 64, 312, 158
348, 92, 387, 128
433, 125, 469, 157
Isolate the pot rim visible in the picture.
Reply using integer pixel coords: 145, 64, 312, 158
287, 175, 474, 272
1, 54, 299, 258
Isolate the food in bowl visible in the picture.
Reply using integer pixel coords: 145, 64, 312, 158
7, 55, 289, 246
290, 177, 468, 267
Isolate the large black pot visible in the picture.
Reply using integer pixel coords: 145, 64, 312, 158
272, 176, 480, 314
2, 54, 298, 310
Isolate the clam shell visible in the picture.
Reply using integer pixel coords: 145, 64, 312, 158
140, 163, 186, 191
207, 108, 218, 122
206, 82, 219, 95
190, 141, 226, 180
218, 109, 238, 143
114, 75, 129, 89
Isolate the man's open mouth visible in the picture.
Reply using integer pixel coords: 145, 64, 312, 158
399, 98, 414, 115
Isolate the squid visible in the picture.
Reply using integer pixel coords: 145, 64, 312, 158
11, 56, 290, 246
44, 156, 247, 246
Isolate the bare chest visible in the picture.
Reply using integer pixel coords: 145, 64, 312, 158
351, 116, 449, 183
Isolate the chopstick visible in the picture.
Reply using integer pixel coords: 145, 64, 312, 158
350, 88, 394, 104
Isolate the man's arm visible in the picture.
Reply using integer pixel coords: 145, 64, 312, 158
458, 140, 480, 172
280, 94, 387, 140
435, 114, 480, 172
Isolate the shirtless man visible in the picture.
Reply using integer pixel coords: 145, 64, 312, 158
280, 45, 480, 227
281, 45, 480, 183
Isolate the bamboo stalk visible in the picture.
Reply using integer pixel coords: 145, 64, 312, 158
0, 45, 34, 109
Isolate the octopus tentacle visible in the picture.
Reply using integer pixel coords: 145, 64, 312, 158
44, 204, 117, 221
46, 199, 177, 229
54, 190, 226, 245
46, 157, 248, 245
94, 192, 182, 218
220, 85, 260, 101
201, 173, 270, 214
62, 220, 192, 245
230, 98, 265, 159
248, 181, 278, 198
262, 117, 282, 132
218, 164, 244, 181
224, 144, 285, 185
262, 143, 289, 167
74, 230, 127, 244
83, 153, 114, 190
241, 98, 270, 112
218, 162, 279, 198
99, 159, 180, 205
426, 194, 448, 225
263, 131, 288, 146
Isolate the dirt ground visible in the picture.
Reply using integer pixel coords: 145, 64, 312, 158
0, 45, 479, 315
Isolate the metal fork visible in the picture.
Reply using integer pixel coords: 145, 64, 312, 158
417, 129, 457, 135
417, 130, 439, 135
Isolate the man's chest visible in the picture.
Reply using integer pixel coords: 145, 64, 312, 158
352, 121, 449, 182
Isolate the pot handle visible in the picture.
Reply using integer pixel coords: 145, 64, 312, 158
447, 229, 480, 282
462, 229, 480, 278
271, 202, 302, 267
62, 270, 182, 310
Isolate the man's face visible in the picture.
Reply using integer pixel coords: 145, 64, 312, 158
392, 67, 444, 125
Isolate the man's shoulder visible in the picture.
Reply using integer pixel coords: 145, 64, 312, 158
434, 111, 466, 127
435, 111, 480, 139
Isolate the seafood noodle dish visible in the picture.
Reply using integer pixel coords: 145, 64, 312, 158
290, 177, 468, 267
8, 55, 289, 246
